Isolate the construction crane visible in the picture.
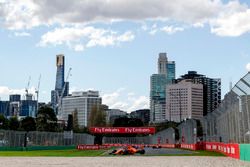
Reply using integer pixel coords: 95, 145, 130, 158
25, 76, 31, 95
35, 74, 41, 112
57, 67, 72, 118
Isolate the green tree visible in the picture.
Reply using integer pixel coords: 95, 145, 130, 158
0, 114, 9, 130
9, 117, 20, 130
72, 109, 79, 132
113, 117, 144, 127
88, 105, 106, 145
36, 106, 58, 132
88, 105, 106, 127
20, 117, 36, 131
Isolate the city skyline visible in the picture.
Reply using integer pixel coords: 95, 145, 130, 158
0, 0, 250, 112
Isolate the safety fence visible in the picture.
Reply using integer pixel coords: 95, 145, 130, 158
76, 143, 176, 150
102, 127, 176, 145
0, 130, 94, 148
200, 73, 250, 144
178, 119, 197, 144
77, 144, 111, 150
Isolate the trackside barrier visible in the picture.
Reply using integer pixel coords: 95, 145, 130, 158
204, 142, 240, 159
180, 144, 198, 150
85, 143, 176, 150
160, 144, 175, 148
240, 144, 250, 162
179, 142, 240, 159
77, 145, 111, 150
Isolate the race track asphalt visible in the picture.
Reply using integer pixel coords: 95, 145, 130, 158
144, 147, 194, 155
1, 157, 250, 167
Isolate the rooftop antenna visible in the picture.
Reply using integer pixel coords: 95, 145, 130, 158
229, 77, 232, 91
25, 76, 31, 99
35, 74, 41, 112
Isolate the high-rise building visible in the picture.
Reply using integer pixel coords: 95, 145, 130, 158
51, 54, 69, 115
0, 101, 9, 116
130, 109, 150, 125
9, 94, 21, 117
150, 53, 176, 123
158, 53, 176, 81
166, 80, 203, 122
105, 109, 128, 125
55, 55, 65, 92
158, 53, 168, 75
20, 99, 37, 117
61, 91, 102, 127
0, 94, 38, 118
175, 71, 221, 115
150, 74, 167, 122
9, 94, 21, 102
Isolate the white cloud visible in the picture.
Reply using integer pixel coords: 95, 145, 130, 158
110, 102, 129, 110
210, 9, 250, 36
102, 91, 120, 106
1, 0, 41, 30
0, 0, 223, 30
74, 44, 84, 51
161, 26, 184, 34
38, 26, 134, 51
246, 63, 250, 71
0, 0, 250, 39
127, 96, 149, 112
209, 0, 250, 37
147, 24, 185, 35
102, 88, 149, 112
0, 86, 36, 97
14, 32, 31, 37
141, 24, 148, 31
193, 22, 205, 28
146, 23, 157, 35
127, 92, 135, 96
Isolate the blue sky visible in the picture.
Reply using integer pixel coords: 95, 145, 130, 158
0, 0, 250, 112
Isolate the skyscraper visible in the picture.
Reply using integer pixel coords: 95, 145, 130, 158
55, 55, 65, 92
150, 53, 176, 122
51, 54, 69, 115
158, 53, 176, 81
175, 71, 221, 115
158, 53, 168, 75
166, 80, 203, 122
150, 74, 168, 122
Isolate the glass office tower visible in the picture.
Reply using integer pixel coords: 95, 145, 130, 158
150, 53, 176, 122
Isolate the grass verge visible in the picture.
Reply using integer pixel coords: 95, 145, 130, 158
143, 150, 225, 156
0, 149, 106, 157
0, 148, 225, 157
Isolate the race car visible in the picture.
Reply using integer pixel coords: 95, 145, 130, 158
152, 145, 162, 149
109, 145, 145, 155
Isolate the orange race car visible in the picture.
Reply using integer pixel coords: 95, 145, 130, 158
109, 145, 145, 155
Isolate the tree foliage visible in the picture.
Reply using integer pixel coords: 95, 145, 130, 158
88, 105, 106, 127
88, 105, 106, 145
0, 114, 9, 130
9, 117, 20, 130
72, 109, 79, 132
20, 116, 36, 131
36, 106, 58, 132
